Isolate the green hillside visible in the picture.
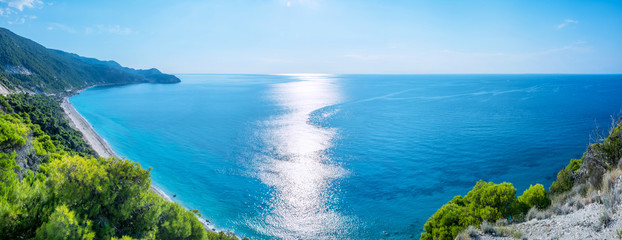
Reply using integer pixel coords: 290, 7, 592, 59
0, 94, 241, 240
0, 28, 244, 239
0, 27, 179, 95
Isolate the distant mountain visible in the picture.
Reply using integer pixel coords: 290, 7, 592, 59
0, 27, 179, 95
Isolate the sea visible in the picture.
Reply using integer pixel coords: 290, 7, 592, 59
70, 74, 622, 239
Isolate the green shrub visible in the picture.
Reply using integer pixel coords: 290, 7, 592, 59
35, 205, 95, 240
517, 184, 551, 210
0, 94, 95, 155
0, 108, 242, 240
421, 181, 517, 240
549, 158, 582, 194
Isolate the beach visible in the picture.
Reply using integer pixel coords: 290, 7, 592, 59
61, 97, 173, 202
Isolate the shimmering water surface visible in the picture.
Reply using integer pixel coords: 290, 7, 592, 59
70, 74, 622, 239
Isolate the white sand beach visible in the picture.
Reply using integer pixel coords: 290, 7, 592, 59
61, 97, 173, 202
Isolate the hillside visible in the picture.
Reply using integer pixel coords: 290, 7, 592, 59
421, 119, 622, 240
0, 95, 242, 240
0, 28, 243, 239
0, 27, 179, 95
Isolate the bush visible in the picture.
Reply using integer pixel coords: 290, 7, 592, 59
35, 205, 95, 240
0, 108, 243, 240
421, 181, 517, 240
517, 184, 551, 210
549, 159, 582, 194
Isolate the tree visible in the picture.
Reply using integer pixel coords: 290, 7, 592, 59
35, 205, 95, 240
517, 184, 550, 210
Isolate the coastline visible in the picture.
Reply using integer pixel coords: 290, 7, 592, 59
60, 96, 173, 203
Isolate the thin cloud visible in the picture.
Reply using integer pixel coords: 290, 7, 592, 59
557, 19, 578, 29
86, 25, 132, 35
0, 0, 43, 11
0, 0, 42, 25
47, 23, 76, 33
7, 15, 33, 24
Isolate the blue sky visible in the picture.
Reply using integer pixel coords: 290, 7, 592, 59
1, 0, 621, 74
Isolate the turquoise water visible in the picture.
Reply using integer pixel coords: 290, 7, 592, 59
71, 74, 622, 239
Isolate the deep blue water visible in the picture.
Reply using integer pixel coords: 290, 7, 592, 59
70, 74, 622, 239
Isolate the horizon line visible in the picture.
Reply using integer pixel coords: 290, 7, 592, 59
169, 72, 622, 75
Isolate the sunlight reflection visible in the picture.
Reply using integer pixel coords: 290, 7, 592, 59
255, 74, 350, 239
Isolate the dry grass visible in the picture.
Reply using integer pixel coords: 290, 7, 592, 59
479, 221, 523, 239
455, 226, 479, 240
602, 169, 622, 193
526, 207, 551, 220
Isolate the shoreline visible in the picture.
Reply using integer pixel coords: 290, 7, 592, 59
60, 86, 225, 233
61, 96, 173, 203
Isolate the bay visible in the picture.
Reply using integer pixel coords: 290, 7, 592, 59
70, 74, 622, 239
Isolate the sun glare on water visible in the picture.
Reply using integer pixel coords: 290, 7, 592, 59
253, 74, 352, 238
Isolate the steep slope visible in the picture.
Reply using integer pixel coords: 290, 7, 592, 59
422, 119, 622, 240
0, 27, 179, 95
0, 28, 242, 239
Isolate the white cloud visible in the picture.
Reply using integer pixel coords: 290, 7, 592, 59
0, 0, 42, 24
47, 22, 76, 33
0, 0, 43, 11
7, 16, 24, 24
86, 25, 132, 35
0, 7, 14, 16
557, 19, 578, 29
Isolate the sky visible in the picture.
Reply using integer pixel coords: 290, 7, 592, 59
1, 0, 621, 74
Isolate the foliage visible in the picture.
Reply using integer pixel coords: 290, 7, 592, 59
0, 152, 19, 201
0, 93, 94, 155
549, 158, 582, 194
0, 115, 27, 151
423, 121, 622, 240
421, 181, 519, 240
549, 121, 622, 195
157, 201, 206, 240
517, 184, 551, 210
0, 109, 241, 240
602, 122, 622, 166
0, 27, 232, 240
35, 205, 96, 240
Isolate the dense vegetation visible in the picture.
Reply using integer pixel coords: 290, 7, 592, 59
0, 98, 243, 239
0, 93, 95, 155
421, 119, 622, 240
0, 27, 179, 94
549, 121, 622, 194
420, 182, 549, 240
0, 27, 246, 239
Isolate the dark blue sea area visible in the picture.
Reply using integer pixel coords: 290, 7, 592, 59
70, 74, 622, 239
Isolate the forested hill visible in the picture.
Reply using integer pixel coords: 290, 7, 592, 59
0, 28, 241, 239
0, 27, 179, 95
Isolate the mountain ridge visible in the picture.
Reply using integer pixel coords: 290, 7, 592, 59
0, 27, 179, 95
